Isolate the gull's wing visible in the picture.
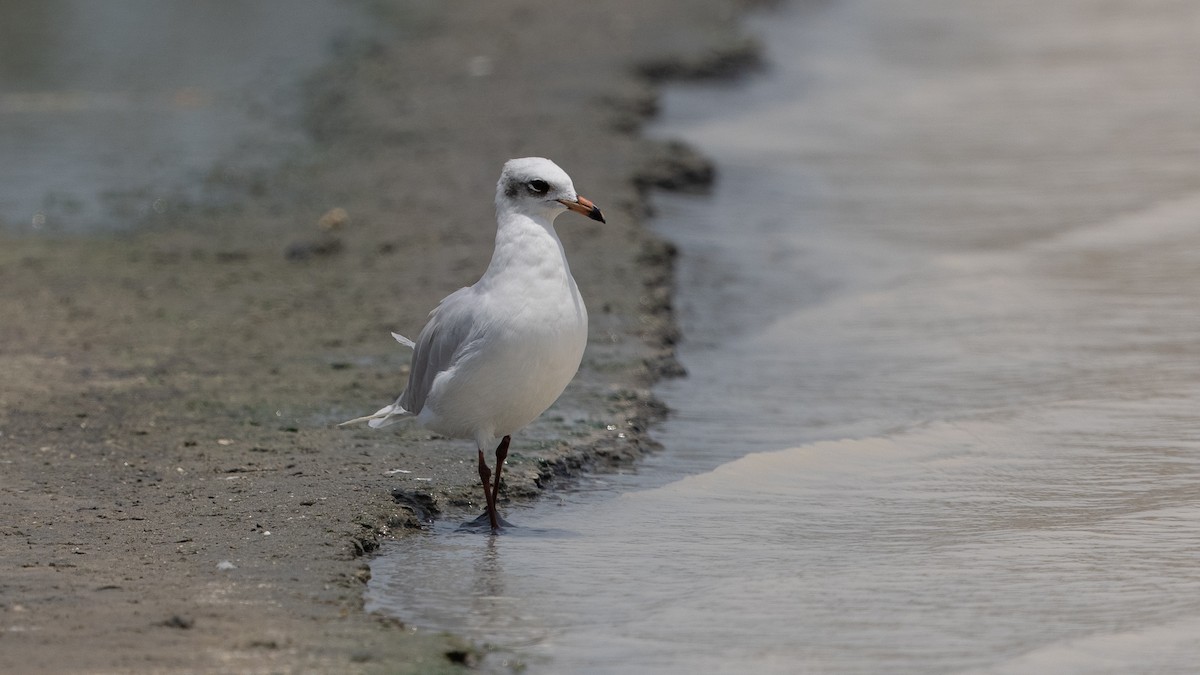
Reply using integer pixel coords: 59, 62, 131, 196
398, 286, 479, 415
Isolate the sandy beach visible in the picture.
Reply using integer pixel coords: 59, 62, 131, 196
0, 1, 754, 671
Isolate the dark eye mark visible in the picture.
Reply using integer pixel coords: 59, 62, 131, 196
527, 179, 549, 196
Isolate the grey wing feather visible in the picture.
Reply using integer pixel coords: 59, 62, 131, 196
398, 287, 478, 415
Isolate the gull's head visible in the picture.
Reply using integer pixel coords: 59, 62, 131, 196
496, 157, 605, 224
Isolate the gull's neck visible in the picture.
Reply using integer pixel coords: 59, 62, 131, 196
479, 208, 574, 289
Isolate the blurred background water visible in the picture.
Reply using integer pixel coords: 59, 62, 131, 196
0, 0, 363, 233
369, 0, 1200, 672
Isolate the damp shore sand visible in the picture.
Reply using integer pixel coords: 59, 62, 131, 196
0, 1, 757, 672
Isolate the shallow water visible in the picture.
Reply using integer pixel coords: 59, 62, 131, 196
368, 0, 1200, 672
0, 0, 364, 232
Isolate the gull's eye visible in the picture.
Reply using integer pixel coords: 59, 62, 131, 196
527, 179, 550, 196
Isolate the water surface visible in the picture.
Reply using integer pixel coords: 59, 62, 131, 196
369, 0, 1200, 672
0, 0, 364, 232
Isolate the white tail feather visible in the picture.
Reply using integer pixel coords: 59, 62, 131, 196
338, 403, 411, 428
337, 332, 415, 429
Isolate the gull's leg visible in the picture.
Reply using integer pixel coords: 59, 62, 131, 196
477, 448, 498, 531
491, 435, 511, 518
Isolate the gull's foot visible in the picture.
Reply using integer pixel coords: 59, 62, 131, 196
457, 512, 516, 533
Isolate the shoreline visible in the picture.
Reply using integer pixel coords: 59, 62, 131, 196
0, 1, 757, 671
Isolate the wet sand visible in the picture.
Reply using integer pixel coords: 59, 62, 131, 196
0, 1, 754, 671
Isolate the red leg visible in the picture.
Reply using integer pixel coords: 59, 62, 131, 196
491, 435, 511, 518
477, 448, 498, 530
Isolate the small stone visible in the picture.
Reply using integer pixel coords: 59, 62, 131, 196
317, 207, 349, 231
161, 615, 194, 629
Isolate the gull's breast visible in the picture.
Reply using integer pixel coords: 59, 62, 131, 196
421, 280, 587, 441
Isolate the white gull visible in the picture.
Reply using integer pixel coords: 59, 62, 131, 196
342, 157, 605, 531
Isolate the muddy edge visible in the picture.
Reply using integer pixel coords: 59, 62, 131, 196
0, 0, 762, 672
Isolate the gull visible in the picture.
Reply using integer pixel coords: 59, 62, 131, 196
342, 157, 605, 531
